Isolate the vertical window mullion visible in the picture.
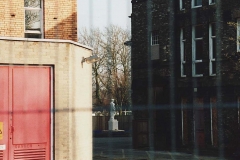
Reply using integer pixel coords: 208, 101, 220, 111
237, 19, 240, 52
192, 25, 203, 77
192, 26, 196, 76
40, 0, 43, 38
209, 24, 216, 76
209, 24, 213, 75
181, 28, 186, 77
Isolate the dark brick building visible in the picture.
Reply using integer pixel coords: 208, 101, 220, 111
131, 0, 240, 156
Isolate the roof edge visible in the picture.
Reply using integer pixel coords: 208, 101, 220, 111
0, 37, 93, 51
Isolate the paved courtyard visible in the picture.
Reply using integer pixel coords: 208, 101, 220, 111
93, 137, 231, 160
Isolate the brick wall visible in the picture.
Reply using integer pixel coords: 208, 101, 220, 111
0, 0, 77, 41
44, 0, 77, 41
0, 1, 24, 37
131, 0, 240, 151
0, 37, 92, 160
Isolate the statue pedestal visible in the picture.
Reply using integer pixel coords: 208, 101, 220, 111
108, 119, 118, 130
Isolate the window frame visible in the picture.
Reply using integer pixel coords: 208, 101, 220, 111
237, 19, 240, 52
209, 0, 215, 5
24, 0, 43, 38
209, 23, 216, 76
179, 0, 185, 10
180, 28, 186, 77
151, 31, 159, 46
192, 25, 203, 77
192, 0, 202, 8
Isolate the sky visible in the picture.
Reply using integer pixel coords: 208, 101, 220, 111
77, 0, 131, 31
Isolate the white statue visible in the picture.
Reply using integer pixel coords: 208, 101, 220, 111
109, 99, 116, 120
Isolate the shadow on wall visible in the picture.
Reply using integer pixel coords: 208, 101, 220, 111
44, 12, 77, 42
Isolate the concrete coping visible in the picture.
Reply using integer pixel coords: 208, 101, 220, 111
0, 36, 93, 51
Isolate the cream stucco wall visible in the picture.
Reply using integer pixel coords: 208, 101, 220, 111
0, 37, 93, 160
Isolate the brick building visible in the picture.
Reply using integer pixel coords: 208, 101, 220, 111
0, 1, 93, 160
131, 0, 240, 156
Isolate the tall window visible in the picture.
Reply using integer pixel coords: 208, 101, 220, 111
151, 31, 159, 45
237, 19, 240, 52
192, 25, 203, 77
209, 23, 216, 76
179, 0, 185, 10
192, 0, 202, 8
180, 28, 186, 77
24, 0, 43, 38
209, 0, 215, 5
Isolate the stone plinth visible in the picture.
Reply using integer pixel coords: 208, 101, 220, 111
108, 119, 118, 130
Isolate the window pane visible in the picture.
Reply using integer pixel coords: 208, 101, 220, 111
195, 0, 202, 6
182, 63, 187, 76
212, 61, 216, 74
210, 0, 215, 3
183, 42, 186, 61
195, 63, 204, 75
195, 25, 203, 38
152, 31, 159, 45
24, 0, 41, 8
196, 40, 203, 60
182, 0, 185, 9
180, 0, 185, 9
211, 24, 216, 36
182, 28, 185, 39
212, 38, 216, 59
25, 10, 41, 31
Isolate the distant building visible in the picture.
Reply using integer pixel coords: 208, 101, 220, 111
0, 1, 92, 160
131, 0, 240, 155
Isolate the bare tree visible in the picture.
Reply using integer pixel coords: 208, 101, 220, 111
78, 28, 107, 105
78, 25, 131, 113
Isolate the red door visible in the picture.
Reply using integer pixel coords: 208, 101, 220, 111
0, 66, 51, 160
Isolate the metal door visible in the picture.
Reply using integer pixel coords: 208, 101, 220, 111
0, 66, 51, 160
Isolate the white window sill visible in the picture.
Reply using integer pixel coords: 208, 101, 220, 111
210, 74, 216, 76
151, 44, 159, 46
194, 60, 203, 63
193, 74, 203, 77
192, 5, 202, 9
209, 3, 215, 5
181, 75, 187, 77
180, 8, 185, 11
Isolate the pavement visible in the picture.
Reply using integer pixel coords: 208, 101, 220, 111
93, 137, 233, 160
